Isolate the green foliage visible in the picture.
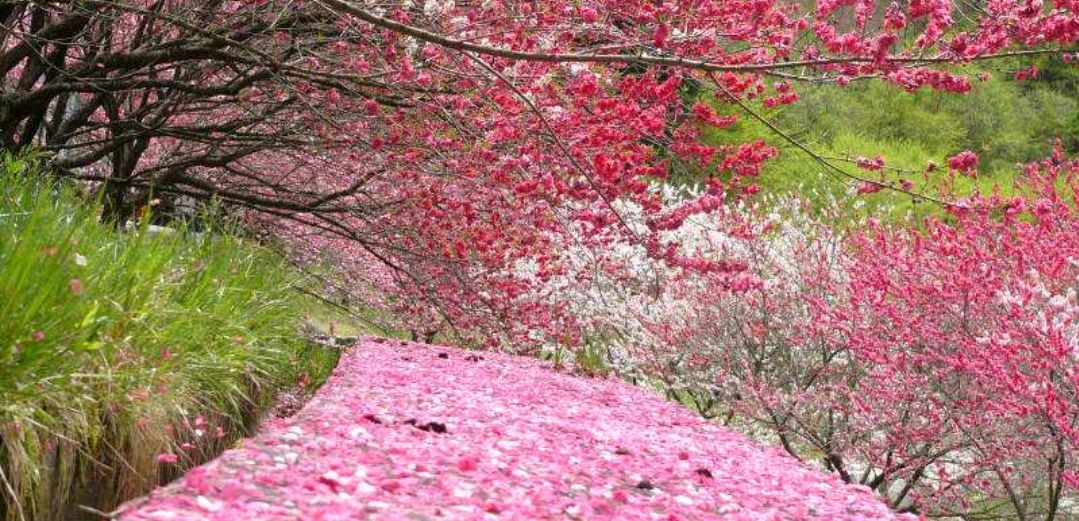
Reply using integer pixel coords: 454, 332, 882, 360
539, 336, 611, 377
573, 339, 612, 377
689, 71, 1076, 221
0, 155, 338, 521
778, 73, 1075, 172
785, 81, 967, 155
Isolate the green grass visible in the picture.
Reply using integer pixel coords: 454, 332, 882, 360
298, 279, 412, 341
0, 155, 340, 521
539, 335, 614, 377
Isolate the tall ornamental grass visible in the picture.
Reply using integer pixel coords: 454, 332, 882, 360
0, 155, 338, 521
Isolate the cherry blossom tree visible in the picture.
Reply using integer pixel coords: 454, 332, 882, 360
830, 147, 1079, 519
551, 149, 1079, 519
3, 0, 1077, 343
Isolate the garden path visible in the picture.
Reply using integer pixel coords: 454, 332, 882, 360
115, 338, 910, 520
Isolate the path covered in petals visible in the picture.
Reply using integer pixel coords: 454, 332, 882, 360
117, 339, 912, 520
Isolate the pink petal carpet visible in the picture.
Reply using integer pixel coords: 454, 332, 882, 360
116, 338, 914, 520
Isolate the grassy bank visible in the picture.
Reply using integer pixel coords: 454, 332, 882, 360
0, 155, 339, 521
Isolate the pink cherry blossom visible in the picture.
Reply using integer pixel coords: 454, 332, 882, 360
947, 150, 980, 174
156, 453, 179, 464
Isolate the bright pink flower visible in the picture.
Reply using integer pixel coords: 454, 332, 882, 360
156, 452, 178, 464
948, 150, 979, 174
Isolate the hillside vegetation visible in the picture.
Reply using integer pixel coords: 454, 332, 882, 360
699, 60, 1079, 218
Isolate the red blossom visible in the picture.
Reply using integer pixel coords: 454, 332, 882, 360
948, 150, 980, 174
